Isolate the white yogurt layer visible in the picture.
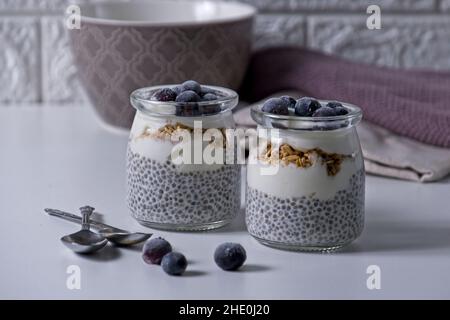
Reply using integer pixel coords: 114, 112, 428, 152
128, 110, 236, 172
247, 126, 364, 200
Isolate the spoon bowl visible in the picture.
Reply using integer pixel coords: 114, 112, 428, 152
60, 206, 108, 254
61, 230, 108, 254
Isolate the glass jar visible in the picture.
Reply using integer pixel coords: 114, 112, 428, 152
246, 101, 365, 251
127, 85, 241, 231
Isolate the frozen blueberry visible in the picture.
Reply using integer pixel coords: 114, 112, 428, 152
152, 88, 177, 102
214, 243, 246, 271
202, 93, 218, 101
175, 90, 201, 103
334, 106, 349, 115
200, 86, 216, 96
161, 252, 188, 276
199, 104, 221, 115
312, 106, 336, 117
172, 85, 184, 95
326, 101, 348, 115
280, 96, 296, 109
182, 80, 201, 94
176, 104, 200, 117
142, 237, 172, 265
261, 98, 289, 115
294, 97, 321, 116
326, 101, 343, 109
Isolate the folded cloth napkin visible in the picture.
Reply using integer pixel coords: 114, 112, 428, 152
239, 47, 450, 148
234, 93, 450, 182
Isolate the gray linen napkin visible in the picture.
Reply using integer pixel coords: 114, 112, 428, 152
234, 93, 450, 182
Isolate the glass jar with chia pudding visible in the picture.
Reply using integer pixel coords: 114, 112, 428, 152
246, 96, 365, 251
127, 81, 241, 231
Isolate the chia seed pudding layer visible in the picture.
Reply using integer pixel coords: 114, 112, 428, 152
245, 169, 365, 249
126, 148, 241, 229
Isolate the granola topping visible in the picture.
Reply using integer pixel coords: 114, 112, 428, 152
136, 123, 227, 148
259, 142, 352, 176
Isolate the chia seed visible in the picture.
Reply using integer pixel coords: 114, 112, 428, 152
126, 148, 241, 229
245, 169, 365, 249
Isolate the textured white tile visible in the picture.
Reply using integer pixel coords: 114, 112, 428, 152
41, 16, 84, 103
220, 0, 436, 12
0, 18, 39, 103
308, 15, 450, 70
0, 0, 76, 11
254, 14, 305, 49
0, 0, 438, 12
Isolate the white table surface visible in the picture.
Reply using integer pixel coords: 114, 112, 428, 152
1, 106, 450, 300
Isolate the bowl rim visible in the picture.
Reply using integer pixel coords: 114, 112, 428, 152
77, 0, 257, 27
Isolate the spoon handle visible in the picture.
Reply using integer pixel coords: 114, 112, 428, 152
45, 208, 123, 232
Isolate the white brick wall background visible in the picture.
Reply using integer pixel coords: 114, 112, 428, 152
1, 0, 450, 105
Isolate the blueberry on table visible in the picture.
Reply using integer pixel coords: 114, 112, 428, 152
182, 80, 202, 94
280, 96, 296, 109
175, 90, 201, 103
261, 98, 289, 115
161, 252, 188, 276
326, 101, 343, 109
312, 106, 336, 117
334, 106, 349, 115
214, 243, 247, 271
142, 237, 172, 265
152, 88, 177, 102
294, 97, 321, 116
202, 93, 218, 101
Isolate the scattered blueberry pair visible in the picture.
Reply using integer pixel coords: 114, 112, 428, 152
262, 96, 349, 117
142, 237, 247, 276
142, 237, 187, 276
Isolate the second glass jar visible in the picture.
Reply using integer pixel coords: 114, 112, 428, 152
246, 101, 365, 251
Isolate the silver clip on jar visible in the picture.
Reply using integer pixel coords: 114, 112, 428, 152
127, 85, 241, 231
246, 101, 365, 251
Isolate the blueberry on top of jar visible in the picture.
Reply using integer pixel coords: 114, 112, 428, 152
199, 85, 217, 97
152, 88, 177, 102
181, 80, 202, 94
312, 106, 335, 117
261, 97, 289, 115
151, 80, 234, 117
202, 93, 218, 101
280, 96, 296, 109
150, 80, 226, 116
175, 90, 201, 103
172, 85, 184, 96
294, 97, 321, 116
151, 80, 223, 103
261, 95, 350, 117
326, 101, 343, 109
333, 106, 348, 115
176, 104, 201, 117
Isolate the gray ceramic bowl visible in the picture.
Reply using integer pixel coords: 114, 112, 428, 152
70, 0, 256, 129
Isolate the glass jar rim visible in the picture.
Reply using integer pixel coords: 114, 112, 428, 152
251, 100, 362, 131
130, 84, 238, 118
